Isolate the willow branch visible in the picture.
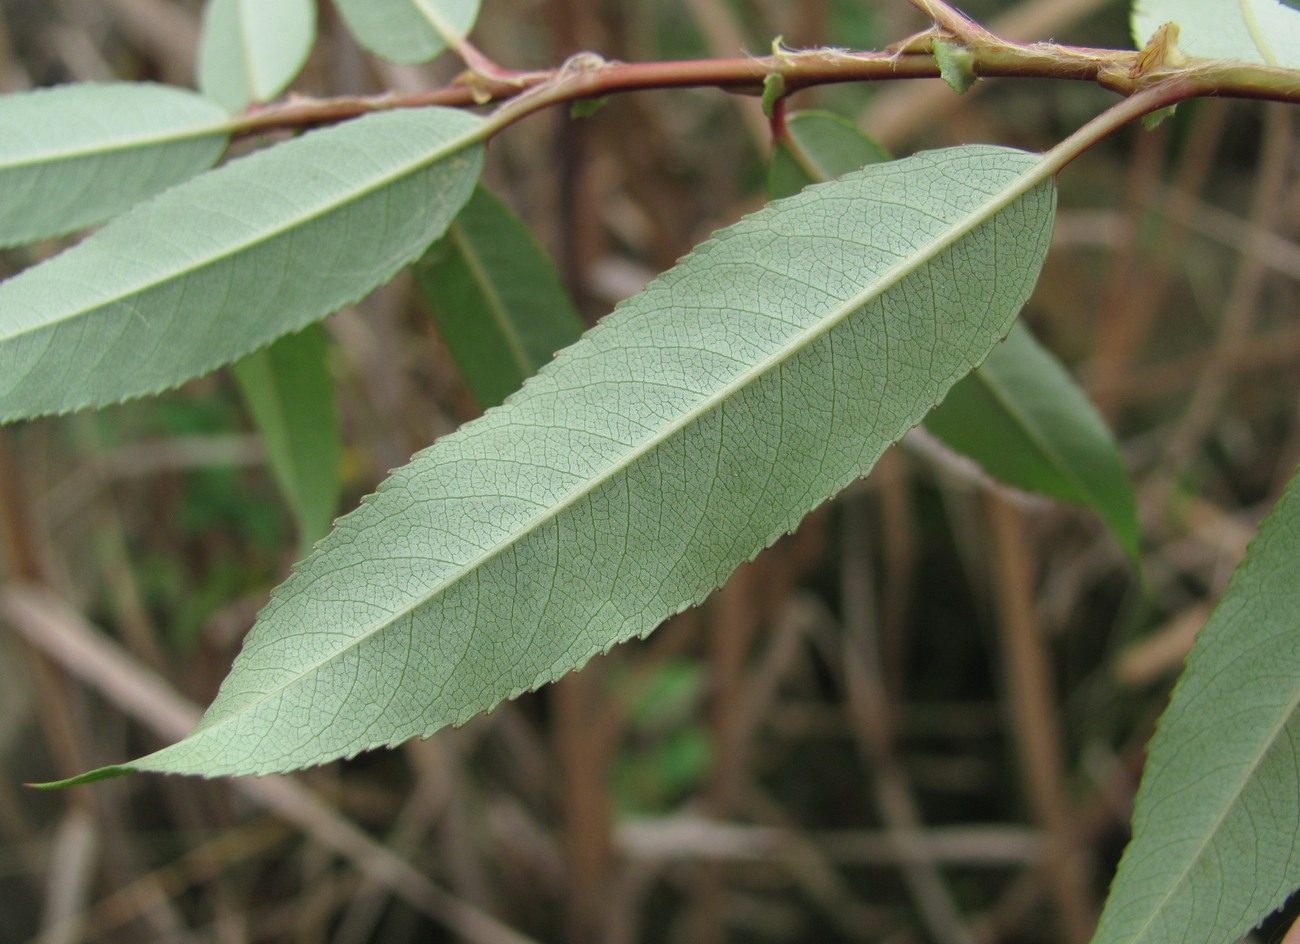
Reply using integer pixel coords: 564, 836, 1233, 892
228, 21, 1300, 140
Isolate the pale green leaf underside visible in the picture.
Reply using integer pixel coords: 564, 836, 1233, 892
1092, 467, 1300, 944
330, 0, 481, 64
414, 184, 584, 410
0, 83, 229, 248
925, 322, 1139, 559
1132, 0, 1300, 68
0, 107, 484, 423
232, 324, 341, 554
77, 145, 1056, 780
197, 0, 317, 112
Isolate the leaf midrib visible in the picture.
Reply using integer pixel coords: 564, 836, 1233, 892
0, 114, 482, 345
172, 152, 1054, 753
976, 364, 1093, 504
447, 220, 535, 386
0, 119, 229, 172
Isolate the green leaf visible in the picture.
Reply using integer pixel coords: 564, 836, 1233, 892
232, 324, 341, 554
767, 110, 889, 200
50, 144, 1056, 782
1092, 467, 1300, 944
0, 107, 484, 423
330, 0, 481, 64
924, 322, 1140, 559
413, 185, 584, 411
0, 83, 230, 249
197, 0, 317, 113
933, 39, 977, 94
1132, 0, 1300, 68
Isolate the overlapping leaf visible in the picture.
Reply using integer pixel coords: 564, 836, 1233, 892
924, 322, 1139, 559
51, 144, 1056, 782
0, 83, 229, 248
331, 0, 481, 64
232, 324, 341, 553
1092, 468, 1300, 944
197, 0, 317, 112
0, 107, 484, 423
414, 185, 584, 410
1132, 0, 1300, 68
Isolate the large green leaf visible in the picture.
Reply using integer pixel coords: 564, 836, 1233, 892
1092, 468, 1300, 944
413, 185, 584, 410
0, 107, 484, 423
0, 83, 230, 249
232, 324, 341, 554
767, 110, 890, 200
1132, 0, 1300, 68
53, 145, 1056, 782
330, 0, 481, 64
924, 322, 1139, 559
197, 0, 317, 113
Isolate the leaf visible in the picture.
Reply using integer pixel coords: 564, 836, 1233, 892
1091, 467, 1300, 944
924, 322, 1139, 559
48, 144, 1057, 783
197, 0, 317, 113
413, 185, 584, 411
0, 106, 484, 423
330, 0, 481, 64
1132, 0, 1300, 68
0, 83, 230, 249
767, 110, 889, 200
232, 324, 341, 554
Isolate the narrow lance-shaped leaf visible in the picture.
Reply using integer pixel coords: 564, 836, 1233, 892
0, 83, 230, 249
330, 0, 481, 64
924, 322, 1140, 559
197, 0, 317, 113
0, 106, 484, 423
414, 185, 584, 410
1091, 466, 1300, 944
1132, 0, 1300, 68
232, 324, 342, 555
770, 110, 1139, 558
52, 145, 1056, 783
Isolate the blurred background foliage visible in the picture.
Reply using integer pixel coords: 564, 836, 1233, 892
1, 0, 1299, 942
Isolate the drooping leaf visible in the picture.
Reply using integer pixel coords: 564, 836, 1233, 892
767, 110, 889, 200
924, 322, 1139, 559
413, 185, 584, 411
232, 324, 341, 554
47, 144, 1056, 783
1092, 467, 1300, 944
0, 107, 484, 423
330, 0, 481, 64
1132, 0, 1300, 68
0, 83, 230, 249
197, 0, 317, 113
